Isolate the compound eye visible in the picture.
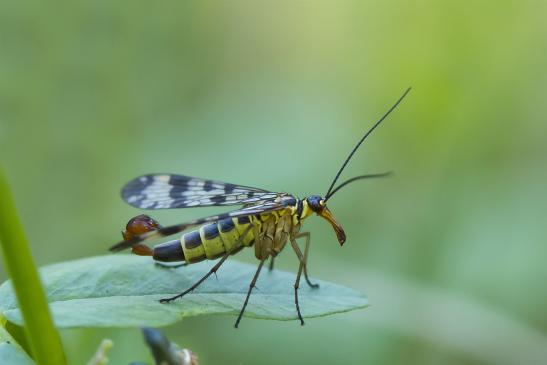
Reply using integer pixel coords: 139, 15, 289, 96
307, 196, 323, 211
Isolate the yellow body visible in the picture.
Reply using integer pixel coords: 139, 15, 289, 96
180, 200, 314, 263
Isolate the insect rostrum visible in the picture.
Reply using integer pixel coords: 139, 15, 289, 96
109, 87, 411, 327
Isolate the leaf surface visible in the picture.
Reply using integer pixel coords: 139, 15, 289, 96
0, 326, 35, 365
0, 255, 368, 328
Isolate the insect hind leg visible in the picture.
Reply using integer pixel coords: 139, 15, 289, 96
155, 262, 188, 269
159, 252, 229, 303
234, 259, 266, 328
159, 224, 254, 303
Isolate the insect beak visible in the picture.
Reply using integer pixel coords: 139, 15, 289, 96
319, 207, 346, 246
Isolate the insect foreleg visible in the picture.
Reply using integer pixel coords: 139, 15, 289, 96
290, 232, 319, 325
289, 232, 319, 289
294, 232, 319, 289
234, 259, 266, 328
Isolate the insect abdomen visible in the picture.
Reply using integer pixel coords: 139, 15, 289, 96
167, 217, 256, 263
153, 239, 185, 262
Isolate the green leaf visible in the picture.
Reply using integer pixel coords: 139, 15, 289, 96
0, 255, 368, 328
0, 326, 35, 365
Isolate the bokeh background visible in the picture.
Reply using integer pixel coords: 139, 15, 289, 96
1, 1, 546, 364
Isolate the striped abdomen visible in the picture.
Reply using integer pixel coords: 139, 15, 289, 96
153, 216, 257, 263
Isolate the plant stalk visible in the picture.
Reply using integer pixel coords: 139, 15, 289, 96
0, 167, 66, 364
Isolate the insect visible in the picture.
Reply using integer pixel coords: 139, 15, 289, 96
110, 87, 411, 328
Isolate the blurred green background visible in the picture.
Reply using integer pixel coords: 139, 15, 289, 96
1, 1, 547, 364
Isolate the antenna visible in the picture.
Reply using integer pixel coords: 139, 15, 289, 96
324, 87, 411, 200
325, 172, 392, 200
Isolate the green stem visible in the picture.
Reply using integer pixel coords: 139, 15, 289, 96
0, 167, 66, 365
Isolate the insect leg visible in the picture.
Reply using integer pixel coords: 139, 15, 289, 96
289, 233, 318, 289
268, 257, 275, 271
234, 259, 266, 328
159, 252, 230, 303
295, 232, 319, 289
154, 262, 188, 269
159, 225, 254, 303
293, 250, 305, 326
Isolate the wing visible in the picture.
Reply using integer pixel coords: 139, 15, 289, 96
109, 201, 290, 252
122, 174, 281, 209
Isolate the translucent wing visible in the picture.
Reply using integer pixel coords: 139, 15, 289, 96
109, 200, 291, 252
122, 174, 280, 209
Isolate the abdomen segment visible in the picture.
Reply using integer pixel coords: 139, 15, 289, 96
152, 217, 256, 263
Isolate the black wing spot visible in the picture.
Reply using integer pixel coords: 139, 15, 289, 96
224, 183, 236, 194
136, 175, 154, 187
211, 195, 226, 204
122, 175, 153, 201
169, 185, 187, 200
237, 216, 251, 225
169, 175, 189, 186
203, 180, 214, 191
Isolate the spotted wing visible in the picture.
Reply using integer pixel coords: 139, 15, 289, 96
109, 201, 290, 252
122, 174, 280, 209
